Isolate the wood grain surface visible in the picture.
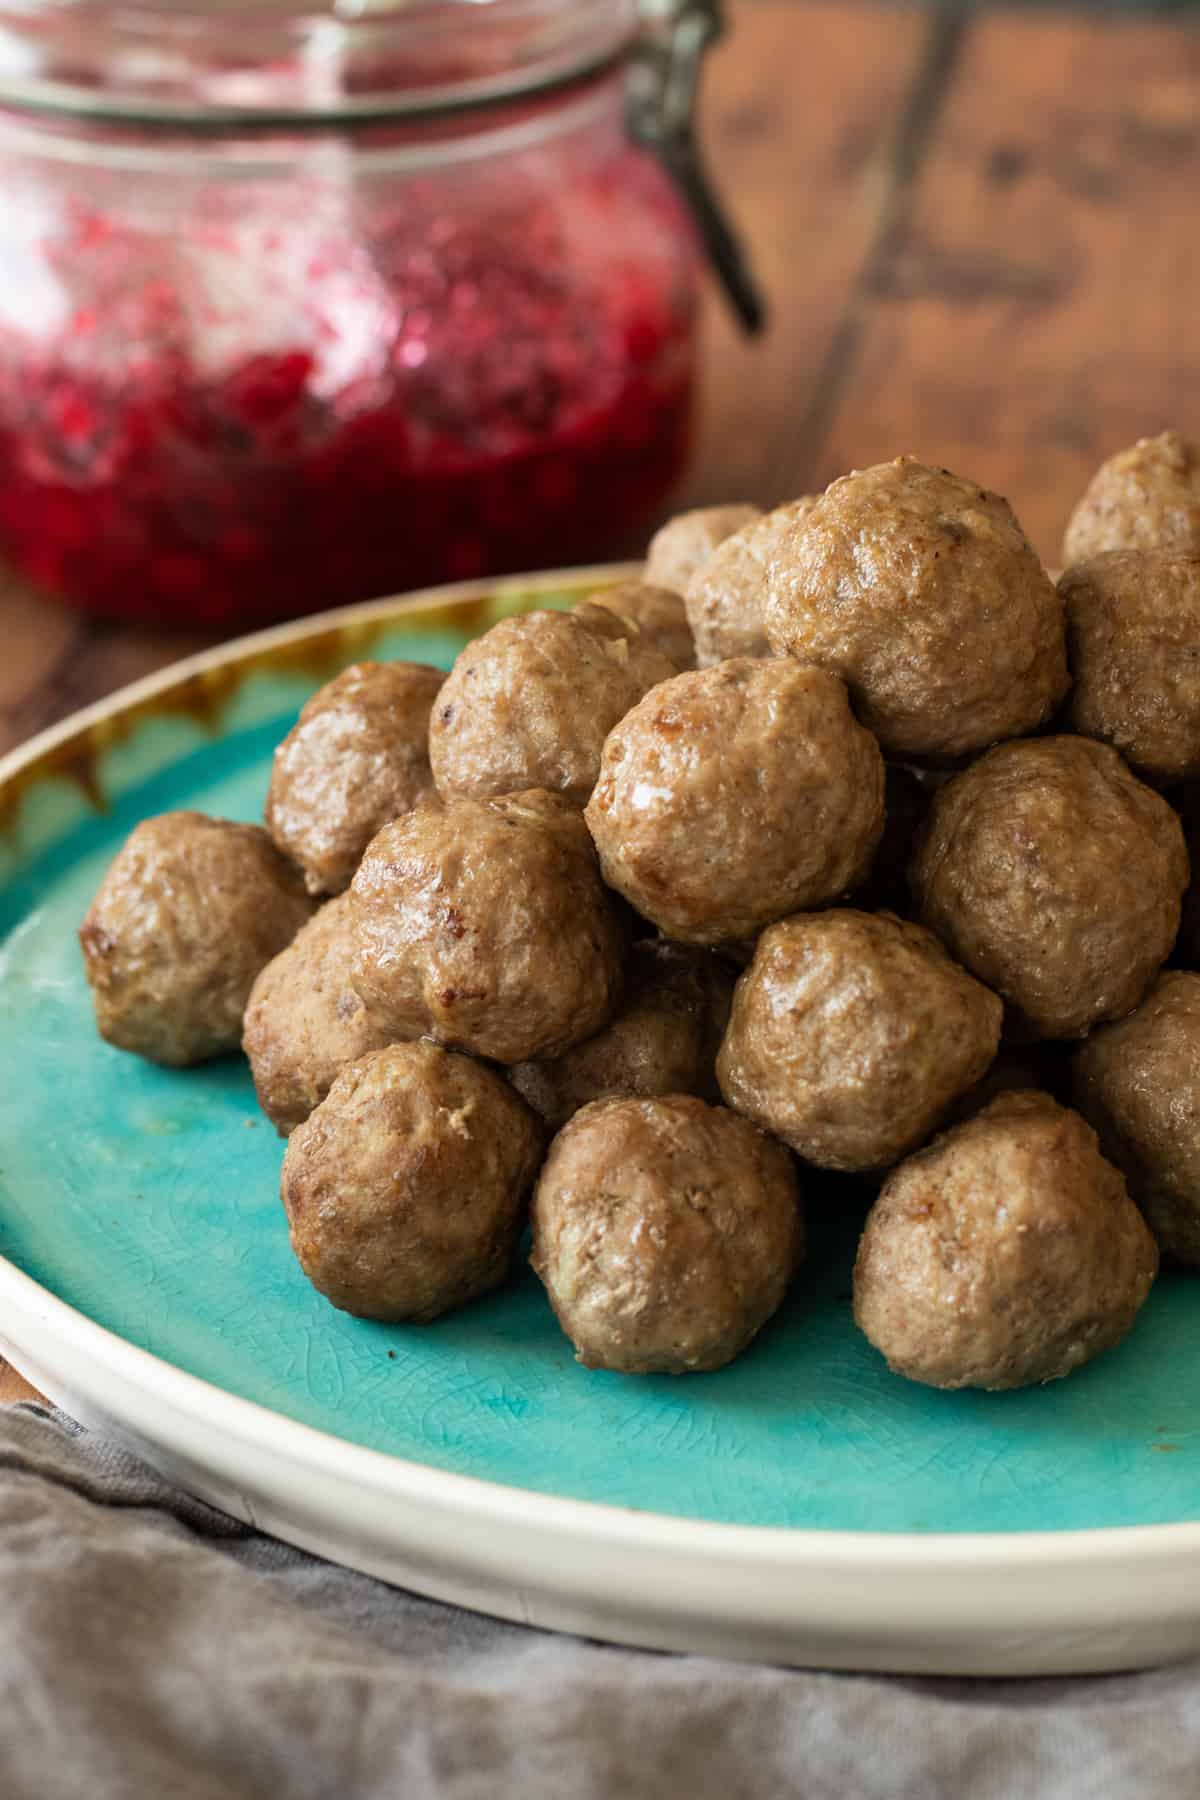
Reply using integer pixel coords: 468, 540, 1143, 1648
0, 1363, 40, 1404
5, 0, 1200, 1397
812, 8, 1200, 559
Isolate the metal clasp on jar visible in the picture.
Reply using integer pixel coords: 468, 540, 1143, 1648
627, 0, 765, 334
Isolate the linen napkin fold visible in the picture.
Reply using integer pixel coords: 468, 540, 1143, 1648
0, 1402, 1193, 1800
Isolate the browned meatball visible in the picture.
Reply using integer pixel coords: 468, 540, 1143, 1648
79, 811, 315, 1067
508, 941, 734, 1130
1061, 551, 1200, 784
717, 910, 1002, 1171
644, 503, 762, 596
531, 1095, 802, 1374
281, 1041, 542, 1322
1074, 972, 1200, 1265
913, 736, 1188, 1039
853, 1092, 1158, 1391
350, 789, 624, 1063
428, 609, 677, 809
763, 459, 1068, 760
584, 659, 885, 945
582, 582, 695, 671
265, 661, 444, 896
1062, 431, 1200, 566
683, 498, 817, 665
243, 895, 400, 1136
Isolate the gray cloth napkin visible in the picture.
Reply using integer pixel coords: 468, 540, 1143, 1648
0, 1402, 1196, 1800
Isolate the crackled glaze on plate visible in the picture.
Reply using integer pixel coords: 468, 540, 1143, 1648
1, 570, 1198, 1543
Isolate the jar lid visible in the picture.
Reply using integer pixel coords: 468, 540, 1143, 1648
0, 0, 639, 127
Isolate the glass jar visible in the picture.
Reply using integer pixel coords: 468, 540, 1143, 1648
0, 0, 706, 627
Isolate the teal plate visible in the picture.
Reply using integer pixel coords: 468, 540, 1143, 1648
3, 569, 1200, 1674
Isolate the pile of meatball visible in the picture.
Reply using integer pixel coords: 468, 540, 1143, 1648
79, 432, 1200, 1390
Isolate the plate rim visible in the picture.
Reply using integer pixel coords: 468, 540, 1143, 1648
4, 1232, 1200, 1571
4, 567, 1200, 1612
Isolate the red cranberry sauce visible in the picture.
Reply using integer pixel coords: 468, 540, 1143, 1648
0, 160, 694, 628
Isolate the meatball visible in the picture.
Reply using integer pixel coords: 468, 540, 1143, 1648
243, 894, 399, 1136
79, 811, 315, 1067
281, 1041, 542, 1321
1062, 431, 1200, 566
913, 736, 1188, 1039
1061, 551, 1200, 784
582, 582, 695, 671
717, 909, 1002, 1171
531, 1095, 802, 1374
683, 498, 817, 666
265, 660, 444, 895
644, 502, 762, 595
1074, 971, 1200, 1265
428, 608, 677, 809
853, 1091, 1158, 1391
763, 459, 1068, 760
350, 789, 624, 1063
509, 941, 735, 1130
584, 659, 885, 945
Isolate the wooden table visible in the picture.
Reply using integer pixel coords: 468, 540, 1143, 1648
3, 0, 1200, 1401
